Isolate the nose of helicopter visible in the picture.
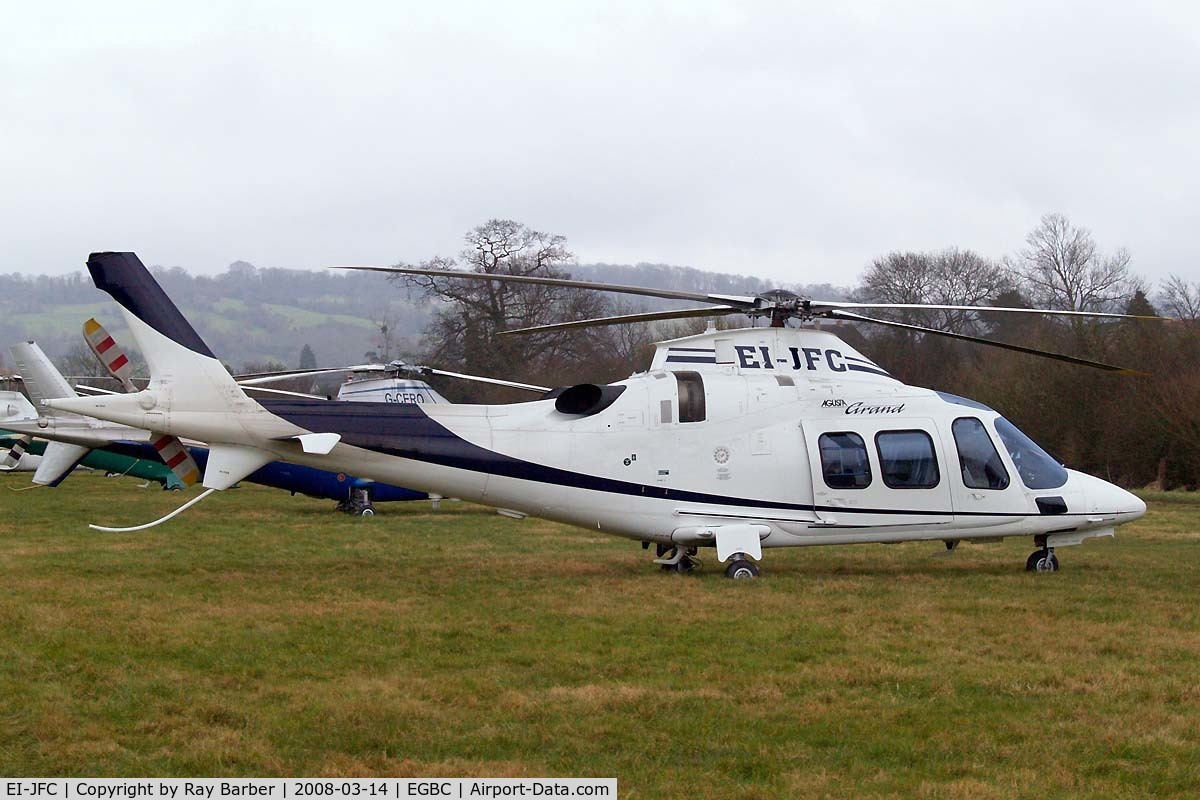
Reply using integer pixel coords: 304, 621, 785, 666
1066, 469, 1147, 524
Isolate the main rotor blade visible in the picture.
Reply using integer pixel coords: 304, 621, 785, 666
74, 384, 121, 396
241, 385, 327, 400
830, 310, 1145, 374
816, 301, 1168, 321
234, 366, 362, 385
236, 364, 416, 386
333, 265, 758, 307
412, 368, 550, 393
497, 305, 746, 337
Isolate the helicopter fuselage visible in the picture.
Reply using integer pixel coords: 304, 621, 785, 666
209, 327, 1143, 551
49, 253, 1146, 566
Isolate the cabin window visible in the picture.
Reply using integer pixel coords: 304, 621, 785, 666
875, 430, 940, 489
952, 417, 1010, 490
994, 417, 1068, 490
819, 432, 872, 489
674, 371, 706, 423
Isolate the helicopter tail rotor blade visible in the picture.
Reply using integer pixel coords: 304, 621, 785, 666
497, 305, 746, 337
82, 318, 139, 391
829, 310, 1145, 374
333, 264, 758, 308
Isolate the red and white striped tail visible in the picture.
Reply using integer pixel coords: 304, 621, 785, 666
151, 433, 201, 487
83, 318, 136, 391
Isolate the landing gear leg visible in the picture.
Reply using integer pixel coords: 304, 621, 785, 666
349, 487, 375, 517
654, 545, 698, 574
724, 555, 760, 580
1026, 536, 1059, 572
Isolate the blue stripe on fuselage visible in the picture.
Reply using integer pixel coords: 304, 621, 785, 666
257, 399, 947, 516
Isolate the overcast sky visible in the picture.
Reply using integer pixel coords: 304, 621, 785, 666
3, 1, 1197, 285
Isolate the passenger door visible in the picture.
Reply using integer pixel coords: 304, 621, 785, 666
802, 418, 954, 528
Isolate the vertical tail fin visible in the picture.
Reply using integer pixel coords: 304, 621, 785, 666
84, 252, 248, 409
10, 341, 76, 413
46, 253, 279, 494
87, 252, 216, 360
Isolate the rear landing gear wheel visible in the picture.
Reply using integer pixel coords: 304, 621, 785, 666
347, 487, 375, 517
725, 558, 760, 579
1025, 548, 1059, 572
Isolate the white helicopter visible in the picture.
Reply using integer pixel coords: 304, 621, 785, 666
50, 252, 1152, 578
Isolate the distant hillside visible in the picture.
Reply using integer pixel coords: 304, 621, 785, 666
573, 263, 848, 302
0, 261, 850, 373
0, 263, 429, 373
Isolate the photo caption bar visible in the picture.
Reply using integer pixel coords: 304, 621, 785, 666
0, 780, 617, 800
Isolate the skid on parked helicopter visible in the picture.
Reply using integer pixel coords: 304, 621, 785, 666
50, 252, 1153, 578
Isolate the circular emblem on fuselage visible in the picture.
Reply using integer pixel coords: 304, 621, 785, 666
713, 446, 731, 464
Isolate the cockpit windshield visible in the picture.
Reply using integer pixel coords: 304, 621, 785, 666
993, 417, 1068, 490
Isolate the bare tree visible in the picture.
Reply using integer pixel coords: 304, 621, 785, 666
1158, 274, 1200, 320
399, 220, 611, 388
1009, 213, 1136, 313
365, 303, 402, 362
855, 248, 1008, 333
56, 342, 116, 380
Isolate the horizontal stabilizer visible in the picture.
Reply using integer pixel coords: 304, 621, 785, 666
1, 390, 36, 423
274, 432, 342, 454
33, 441, 92, 487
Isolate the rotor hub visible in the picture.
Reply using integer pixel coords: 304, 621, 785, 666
751, 290, 814, 327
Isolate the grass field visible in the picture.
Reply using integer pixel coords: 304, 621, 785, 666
3, 474, 1200, 798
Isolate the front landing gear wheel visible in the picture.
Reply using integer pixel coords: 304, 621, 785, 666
655, 546, 699, 574
1025, 549, 1059, 572
725, 559, 760, 579
358, 506, 376, 517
